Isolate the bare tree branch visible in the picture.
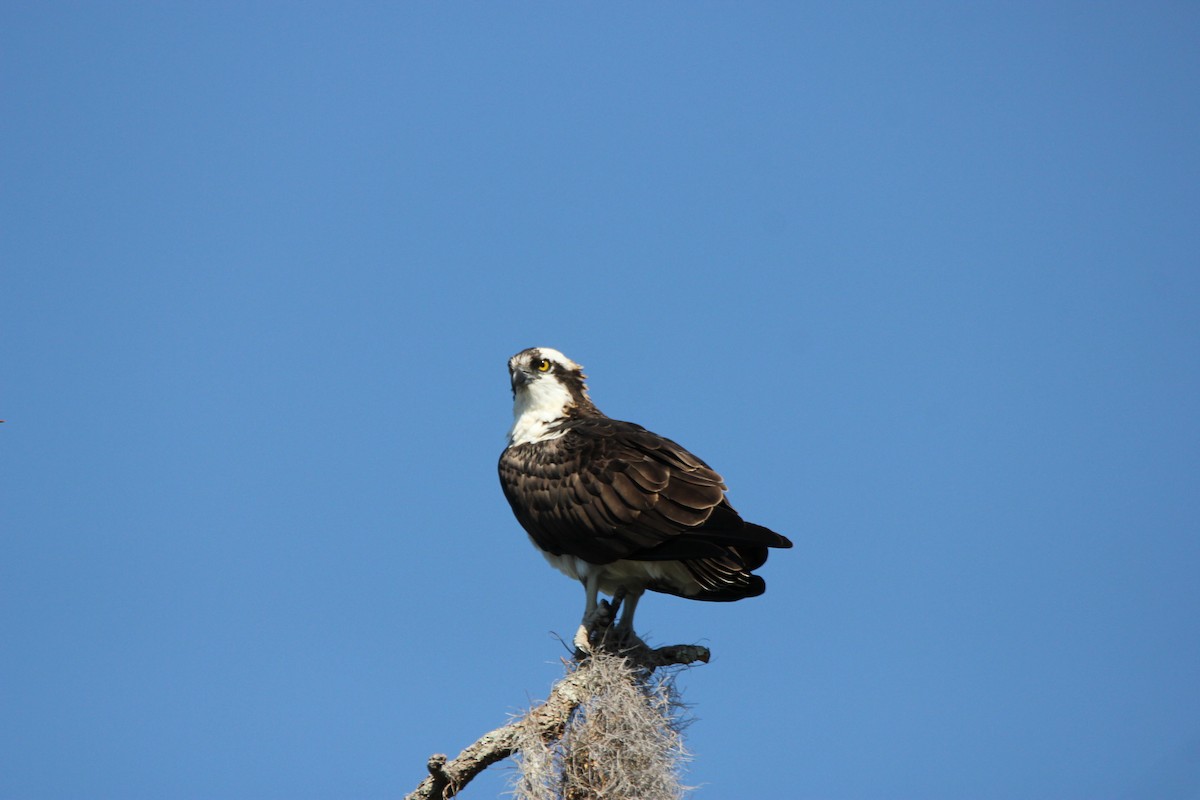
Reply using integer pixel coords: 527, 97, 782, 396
404, 641, 710, 800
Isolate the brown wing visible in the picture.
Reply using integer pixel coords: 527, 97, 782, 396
498, 417, 792, 566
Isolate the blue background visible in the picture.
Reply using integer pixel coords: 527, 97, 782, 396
3, 4, 1198, 798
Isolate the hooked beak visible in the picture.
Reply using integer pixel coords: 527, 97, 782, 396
510, 366, 532, 390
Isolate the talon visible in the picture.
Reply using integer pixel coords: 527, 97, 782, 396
573, 623, 592, 656
582, 600, 615, 631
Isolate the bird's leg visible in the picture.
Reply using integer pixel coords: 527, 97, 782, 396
574, 571, 606, 654
613, 588, 648, 649
581, 572, 599, 619
614, 588, 641, 632
580, 570, 607, 626
608, 587, 627, 619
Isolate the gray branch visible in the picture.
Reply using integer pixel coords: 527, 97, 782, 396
404, 642, 710, 800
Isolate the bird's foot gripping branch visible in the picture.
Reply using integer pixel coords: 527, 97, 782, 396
573, 596, 710, 666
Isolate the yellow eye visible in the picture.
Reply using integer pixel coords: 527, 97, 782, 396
535, 359, 551, 372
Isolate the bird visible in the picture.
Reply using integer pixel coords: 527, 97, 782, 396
497, 346, 793, 644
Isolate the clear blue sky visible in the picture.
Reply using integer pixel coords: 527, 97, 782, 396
3, 4, 1198, 799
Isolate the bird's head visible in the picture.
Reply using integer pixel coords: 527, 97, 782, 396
507, 347, 598, 444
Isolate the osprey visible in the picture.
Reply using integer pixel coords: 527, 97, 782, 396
498, 347, 792, 641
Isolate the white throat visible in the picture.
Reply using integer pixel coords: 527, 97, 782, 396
508, 378, 573, 446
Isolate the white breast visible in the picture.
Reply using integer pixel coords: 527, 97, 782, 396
536, 544, 701, 597
508, 377, 574, 445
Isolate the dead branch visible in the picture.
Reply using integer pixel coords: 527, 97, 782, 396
404, 640, 709, 800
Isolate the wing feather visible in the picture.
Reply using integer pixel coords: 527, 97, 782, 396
498, 416, 792, 579
597, 482, 638, 524
627, 459, 670, 492
609, 472, 648, 510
